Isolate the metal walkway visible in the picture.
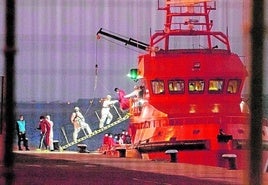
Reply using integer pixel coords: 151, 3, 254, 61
60, 114, 130, 150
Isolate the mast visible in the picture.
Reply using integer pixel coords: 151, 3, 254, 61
151, 0, 230, 53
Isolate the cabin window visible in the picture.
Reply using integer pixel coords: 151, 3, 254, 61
151, 80, 165, 94
168, 80, 185, 94
227, 79, 241, 94
208, 79, 224, 93
188, 80, 204, 93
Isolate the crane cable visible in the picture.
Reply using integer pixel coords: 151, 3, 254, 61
84, 39, 99, 116
94, 42, 98, 93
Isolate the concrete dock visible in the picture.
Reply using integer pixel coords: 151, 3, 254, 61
1, 150, 268, 185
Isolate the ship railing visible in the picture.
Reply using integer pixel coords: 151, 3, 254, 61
158, 0, 216, 28
150, 30, 230, 51
164, 0, 213, 6
60, 114, 129, 150
59, 109, 130, 150
164, 2, 215, 31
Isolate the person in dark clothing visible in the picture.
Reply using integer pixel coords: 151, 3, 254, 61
16, 115, 30, 151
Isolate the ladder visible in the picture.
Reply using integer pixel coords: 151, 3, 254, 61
60, 113, 130, 150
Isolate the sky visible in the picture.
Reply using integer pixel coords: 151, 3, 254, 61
0, 0, 267, 102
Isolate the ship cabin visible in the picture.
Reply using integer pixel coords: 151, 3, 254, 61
136, 49, 248, 116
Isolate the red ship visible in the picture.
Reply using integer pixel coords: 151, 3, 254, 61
97, 0, 255, 165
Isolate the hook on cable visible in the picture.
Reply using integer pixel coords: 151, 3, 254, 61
95, 64, 98, 76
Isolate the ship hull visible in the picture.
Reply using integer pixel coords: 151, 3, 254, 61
130, 116, 249, 152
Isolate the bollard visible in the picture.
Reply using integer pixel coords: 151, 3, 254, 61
222, 154, 237, 170
77, 144, 89, 153
53, 140, 59, 150
165, 149, 178, 163
116, 148, 126, 158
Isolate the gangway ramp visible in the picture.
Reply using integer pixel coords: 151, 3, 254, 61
60, 114, 130, 150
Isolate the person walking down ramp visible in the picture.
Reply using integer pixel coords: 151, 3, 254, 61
71, 106, 92, 142
114, 88, 129, 111
99, 95, 118, 129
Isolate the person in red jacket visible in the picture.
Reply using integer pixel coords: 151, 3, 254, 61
37, 115, 51, 150
103, 133, 109, 145
114, 88, 129, 111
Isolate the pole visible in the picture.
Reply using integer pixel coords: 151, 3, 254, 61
0, 76, 4, 134
249, 0, 264, 184
113, 105, 122, 119
61, 127, 69, 144
4, 0, 16, 185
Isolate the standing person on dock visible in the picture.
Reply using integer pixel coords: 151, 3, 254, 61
70, 106, 92, 142
46, 115, 54, 151
37, 115, 51, 150
114, 87, 129, 112
16, 115, 30, 151
99, 95, 118, 128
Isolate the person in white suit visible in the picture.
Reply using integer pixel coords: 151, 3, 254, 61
70, 107, 92, 142
45, 115, 54, 151
99, 95, 118, 128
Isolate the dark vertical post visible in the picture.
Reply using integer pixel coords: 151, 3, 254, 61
0, 76, 4, 134
4, 0, 16, 185
250, 0, 264, 184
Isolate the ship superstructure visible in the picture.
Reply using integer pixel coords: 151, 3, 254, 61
97, 0, 249, 162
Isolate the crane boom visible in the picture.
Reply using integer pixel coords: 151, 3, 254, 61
96, 28, 149, 51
